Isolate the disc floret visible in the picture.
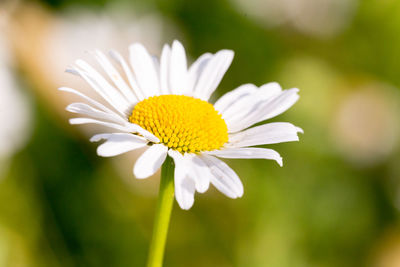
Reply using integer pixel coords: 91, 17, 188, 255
129, 95, 228, 153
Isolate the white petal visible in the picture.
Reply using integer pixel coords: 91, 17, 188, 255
296, 127, 304, 134
159, 44, 171, 95
218, 85, 261, 120
227, 122, 302, 147
66, 102, 126, 124
214, 83, 257, 114
190, 155, 211, 193
70, 117, 132, 131
193, 50, 234, 101
129, 43, 160, 98
175, 174, 196, 210
187, 53, 212, 95
168, 152, 210, 194
90, 133, 147, 157
258, 88, 299, 121
169, 40, 188, 95
200, 155, 243, 198
221, 82, 282, 122
152, 55, 160, 80
66, 66, 127, 116
124, 123, 160, 143
109, 50, 145, 101
69, 118, 159, 142
93, 50, 138, 103
226, 88, 300, 133
207, 147, 283, 166
168, 150, 195, 210
256, 82, 283, 99
73, 59, 131, 115
134, 144, 168, 179
58, 87, 126, 121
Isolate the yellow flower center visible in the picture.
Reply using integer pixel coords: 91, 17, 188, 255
129, 95, 228, 153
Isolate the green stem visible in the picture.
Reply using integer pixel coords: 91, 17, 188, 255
146, 156, 175, 267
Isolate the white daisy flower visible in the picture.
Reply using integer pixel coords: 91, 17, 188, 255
60, 40, 302, 210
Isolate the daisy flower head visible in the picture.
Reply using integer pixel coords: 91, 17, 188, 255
60, 40, 302, 210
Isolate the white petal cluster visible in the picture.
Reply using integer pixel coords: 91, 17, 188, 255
61, 40, 302, 210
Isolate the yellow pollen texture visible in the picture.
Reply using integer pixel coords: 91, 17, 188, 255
129, 95, 228, 153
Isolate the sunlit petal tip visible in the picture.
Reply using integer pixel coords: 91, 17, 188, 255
296, 126, 304, 134
176, 182, 196, 209
291, 87, 300, 93
89, 134, 109, 142
216, 49, 234, 66
129, 42, 145, 52
130, 44, 146, 56
68, 118, 79, 124
65, 104, 75, 112
219, 49, 234, 57
180, 202, 194, 210
163, 43, 171, 50
266, 81, 280, 87
172, 39, 184, 49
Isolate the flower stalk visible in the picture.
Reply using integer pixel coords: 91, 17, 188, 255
146, 156, 175, 267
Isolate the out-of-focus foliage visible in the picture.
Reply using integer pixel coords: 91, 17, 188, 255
1, 0, 400, 266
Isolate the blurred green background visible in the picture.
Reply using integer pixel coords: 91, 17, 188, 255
1, 0, 400, 266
